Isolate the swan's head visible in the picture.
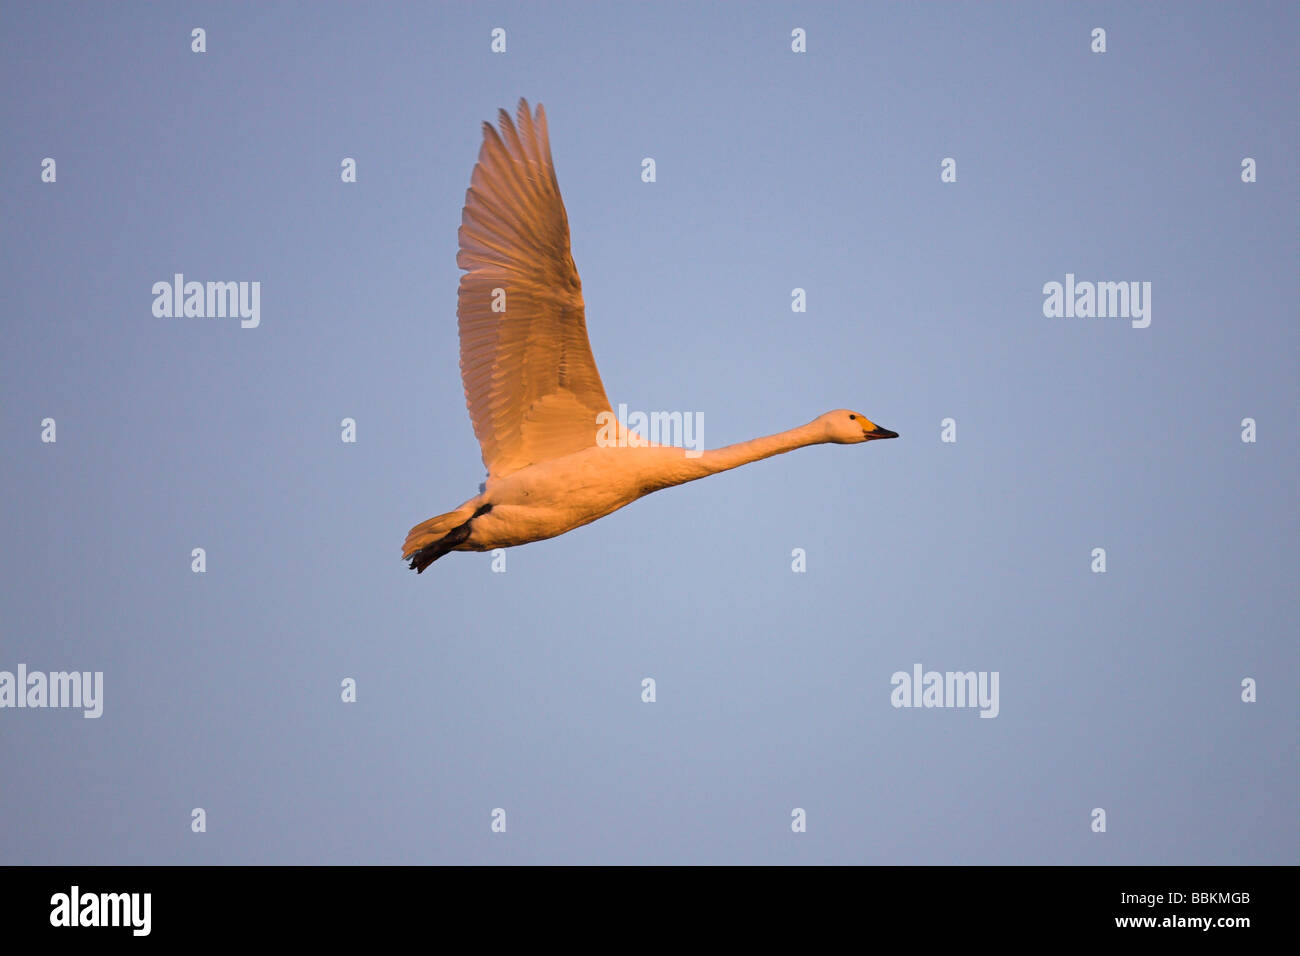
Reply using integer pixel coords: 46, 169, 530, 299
819, 409, 899, 444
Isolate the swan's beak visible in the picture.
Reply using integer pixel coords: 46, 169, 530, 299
865, 425, 898, 440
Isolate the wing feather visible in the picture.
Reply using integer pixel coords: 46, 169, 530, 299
456, 99, 614, 480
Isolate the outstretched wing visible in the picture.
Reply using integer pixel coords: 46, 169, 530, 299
457, 99, 614, 482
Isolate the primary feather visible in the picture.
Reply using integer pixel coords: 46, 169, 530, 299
457, 101, 613, 483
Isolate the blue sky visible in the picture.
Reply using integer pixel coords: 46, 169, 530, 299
1, 1, 1296, 863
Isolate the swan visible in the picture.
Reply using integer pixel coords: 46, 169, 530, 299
403, 100, 898, 572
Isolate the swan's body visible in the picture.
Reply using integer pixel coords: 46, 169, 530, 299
403, 101, 897, 572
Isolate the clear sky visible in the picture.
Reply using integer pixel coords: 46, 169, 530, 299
1, 1, 1296, 864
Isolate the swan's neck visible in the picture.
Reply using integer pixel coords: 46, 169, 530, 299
690, 420, 827, 479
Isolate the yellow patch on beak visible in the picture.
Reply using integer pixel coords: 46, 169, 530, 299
861, 417, 899, 440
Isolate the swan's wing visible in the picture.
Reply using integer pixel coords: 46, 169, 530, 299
457, 99, 614, 482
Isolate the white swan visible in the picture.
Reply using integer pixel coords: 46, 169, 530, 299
404, 100, 897, 572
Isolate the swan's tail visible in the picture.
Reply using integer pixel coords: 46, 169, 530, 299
402, 502, 490, 573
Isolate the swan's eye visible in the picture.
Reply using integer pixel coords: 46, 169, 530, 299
849, 414, 856, 420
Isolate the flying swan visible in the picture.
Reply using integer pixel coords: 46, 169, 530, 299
403, 100, 898, 572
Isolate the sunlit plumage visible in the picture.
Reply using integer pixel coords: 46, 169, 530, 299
403, 100, 897, 572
